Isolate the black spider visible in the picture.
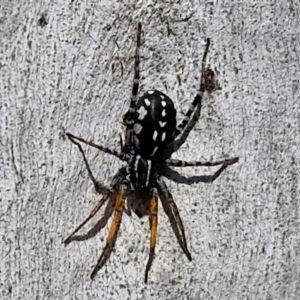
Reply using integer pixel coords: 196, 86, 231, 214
63, 23, 238, 283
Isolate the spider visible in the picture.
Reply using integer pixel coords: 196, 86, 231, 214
63, 23, 238, 283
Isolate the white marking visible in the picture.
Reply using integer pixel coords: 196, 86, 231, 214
152, 130, 158, 141
134, 123, 143, 134
160, 95, 165, 100
159, 121, 167, 127
125, 166, 131, 182
148, 90, 155, 94
161, 132, 166, 142
150, 146, 158, 156
133, 136, 140, 149
137, 106, 147, 120
134, 155, 140, 172
145, 160, 152, 186
161, 100, 166, 107
162, 109, 166, 117
144, 98, 151, 106
119, 130, 126, 148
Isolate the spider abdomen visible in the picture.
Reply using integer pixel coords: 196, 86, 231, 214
133, 90, 177, 158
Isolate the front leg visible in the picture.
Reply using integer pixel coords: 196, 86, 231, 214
175, 39, 212, 135
66, 134, 111, 194
67, 133, 129, 161
163, 39, 216, 159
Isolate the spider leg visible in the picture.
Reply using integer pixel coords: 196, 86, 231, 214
161, 163, 235, 185
166, 157, 239, 167
122, 23, 142, 151
63, 193, 110, 245
163, 39, 214, 159
63, 132, 112, 244
156, 177, 192, 261
207, 163, 230, 182
129, 22, 142, 109
67, 135, 111, 194
176, 38, 211, 133
145, 191, 158, 283
66, 132, 129, 161
90, 184, 126, 279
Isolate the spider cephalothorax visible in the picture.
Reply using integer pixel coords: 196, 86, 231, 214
63, 23, 238, 283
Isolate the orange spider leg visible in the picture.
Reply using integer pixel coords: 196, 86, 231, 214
90, 185, 126, 279
63, 193, 110, 245
145, 192, 158, 283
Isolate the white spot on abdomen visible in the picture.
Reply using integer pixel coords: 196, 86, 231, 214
159, 121, 167, 127
147, 90, 155, 94
137, 106, 147, 120
150, 146, 158, 156
153, 130, 158, 141
134, 123, 143, 134
162, 109, 166, 117
161, 132, 166, 142
144, 98, 151, 106
133, 136, 140, 149
161, 100, 166, 107
134, 155, 140, 172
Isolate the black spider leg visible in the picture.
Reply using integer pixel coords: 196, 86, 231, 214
176, 38, 211, 134
155, 177, 192, 261
122, 23, 142, 152
160, 164, 235, 185
67, 135, 111, 194
163, 39, 210, 159
165, 157, 239, 168
129, 22, 142, 109
66, 133, 129, 161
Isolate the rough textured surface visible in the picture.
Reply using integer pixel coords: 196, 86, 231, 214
1, 1, 299, 299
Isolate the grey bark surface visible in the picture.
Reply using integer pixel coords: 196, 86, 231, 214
1, 1, 299, 299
